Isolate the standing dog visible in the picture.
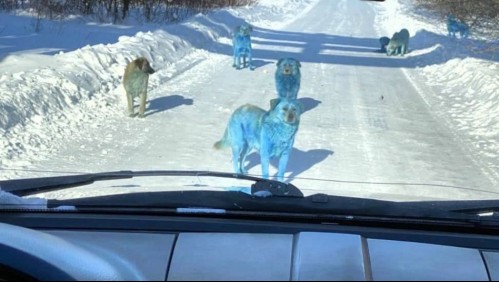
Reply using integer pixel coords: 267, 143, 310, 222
386, 28, 410, 56
275, 58, 301, 101
123, 57, 155, 118
214, 99, 302, 181
447, 14, 469, 38
232, 23, 254, 70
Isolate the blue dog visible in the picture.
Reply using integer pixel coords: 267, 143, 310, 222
232, 23, 254, 70
447, 14, 469, 38
379, 36, 390, 52
214, 99, 302, 181
275, 58, 301, 101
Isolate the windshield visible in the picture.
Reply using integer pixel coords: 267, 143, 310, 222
0, 0, 498, 211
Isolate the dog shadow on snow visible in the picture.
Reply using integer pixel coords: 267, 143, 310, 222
249, 59, 274, 69
245, 148, 334, 181
144, 94, 193, 117
298, 97, 321, 114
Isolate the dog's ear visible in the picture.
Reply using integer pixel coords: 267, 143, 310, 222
276, 58, 284, 66
135, 57, 144, 69
138, 58, 149, 72
248, 25, 253, 32
269, 98, 279, 111
297, 60, 302, 68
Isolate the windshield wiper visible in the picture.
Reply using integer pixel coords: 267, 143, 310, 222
5, 171, 493, 226
0, 170, 303, 198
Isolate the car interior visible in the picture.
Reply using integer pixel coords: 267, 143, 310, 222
1, 209, 499, 281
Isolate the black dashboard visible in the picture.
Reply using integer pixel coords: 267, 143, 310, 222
1, 212, 499, 281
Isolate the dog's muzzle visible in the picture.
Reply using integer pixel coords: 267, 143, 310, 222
285, 112, 297, 124
283, 67, 292, 75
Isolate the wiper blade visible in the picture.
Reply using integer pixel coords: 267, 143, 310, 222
0, 170, 303, 198
0, 170, 134, 196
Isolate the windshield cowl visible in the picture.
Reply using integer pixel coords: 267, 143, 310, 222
43, 189, 493, 225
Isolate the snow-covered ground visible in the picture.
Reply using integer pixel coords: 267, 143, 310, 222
372, 0, 499, 182
0, 0, 498, 201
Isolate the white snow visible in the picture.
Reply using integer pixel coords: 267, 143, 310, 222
0, 0, 498, 201
372, 0, 499, 181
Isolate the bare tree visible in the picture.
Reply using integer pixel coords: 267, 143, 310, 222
413, 0, 499, 38
0, 0, 257, 24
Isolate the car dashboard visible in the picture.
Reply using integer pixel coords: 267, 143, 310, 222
1, 212, 499, 281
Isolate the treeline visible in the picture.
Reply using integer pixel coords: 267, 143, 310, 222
0, 0, 257, 23
412, 0, 499, 38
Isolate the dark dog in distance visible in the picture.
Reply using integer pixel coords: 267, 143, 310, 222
379, 36, 390, 52
275, 58, 301, 101
232, 23, 254, 70
447, 13, 469, 38
214, 99, 302, 182
123, 57, 155, 118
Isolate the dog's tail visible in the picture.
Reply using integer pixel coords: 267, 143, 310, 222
213, 128, 230, 150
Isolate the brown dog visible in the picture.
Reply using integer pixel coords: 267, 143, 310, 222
123, 57, 155, 118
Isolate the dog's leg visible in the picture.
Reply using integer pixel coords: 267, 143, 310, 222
239, 145, 250, 175
139, 89, 147, 118
126, 93, 134, 117
450, 27, 456, 38
291, 85, 299, 100
260, 154, 270, 179
232, 40, 237, 68
231, 144, 245, 174
248, 48, 254, 70
461, 27, 469, 38
234, 54, 240, 70
277, 151, 290, 182
233, 55, 237, 68
259, 140, 271, 179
